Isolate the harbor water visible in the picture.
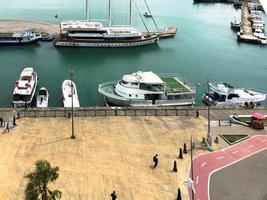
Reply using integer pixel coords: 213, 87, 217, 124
0, 0, 267, 107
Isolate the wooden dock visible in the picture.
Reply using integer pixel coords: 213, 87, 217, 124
237, 0, 266, 44
151, 26, 177, 39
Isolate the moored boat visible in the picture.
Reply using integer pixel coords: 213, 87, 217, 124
36, 87, 49, 108
144, 12, 152, 17
0, 29, 41, 45
12, 68, 38, 107
202, 82, 266, 108
98, 71, 196, 106
62, 80, 80, 107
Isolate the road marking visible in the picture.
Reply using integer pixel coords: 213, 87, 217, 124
196, 176, 199, 185
216, 156, 224, 160
232, 150, 239, 154
201, 162, 207, 167
262, 139, 267, 143
248, 144, 254, 148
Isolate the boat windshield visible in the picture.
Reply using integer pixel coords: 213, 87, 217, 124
39, 90, 47, 95
21, 76, 31, 81
13, 94, 31, 102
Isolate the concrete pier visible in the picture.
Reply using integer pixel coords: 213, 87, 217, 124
237, 0, 266, 44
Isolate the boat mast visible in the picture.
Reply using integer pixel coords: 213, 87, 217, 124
143, 0, 159, 31
133, 0, 149, 32
86, 0, 89, 21
109, 0, 112, 27
129, 0, 132, 27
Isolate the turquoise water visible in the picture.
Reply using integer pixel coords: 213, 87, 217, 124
0, 0, 267, 107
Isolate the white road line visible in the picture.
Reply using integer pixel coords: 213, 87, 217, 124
248, 144, 254, 148
232, 150, 239, 154
216, 156, 224, 160
196, 176, 199, 185
201, 162, 207, 167
262, 139, 267, 142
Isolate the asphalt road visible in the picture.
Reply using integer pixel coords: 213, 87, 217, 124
210, 149, 267, 200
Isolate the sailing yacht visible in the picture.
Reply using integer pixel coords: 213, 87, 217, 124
54, 0, 159, 47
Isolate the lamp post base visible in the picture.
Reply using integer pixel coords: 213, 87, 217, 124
71, 135, 76, 139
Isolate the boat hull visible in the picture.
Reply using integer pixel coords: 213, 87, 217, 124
54, 35, 159, 48
0, 37, 40, 45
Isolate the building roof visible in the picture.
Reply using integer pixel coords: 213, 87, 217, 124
122, 71, 164, 85
20, 68, 33, 77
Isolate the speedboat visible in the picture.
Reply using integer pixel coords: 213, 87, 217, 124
231, 20, 241, 31
62, 80, 80, 107
98, 71, 196, 106
202, 82, 266, 108
36, 87, 49, 108
144, 12, 152, 17
0, 29, 41, 45
12, 68, 38, 107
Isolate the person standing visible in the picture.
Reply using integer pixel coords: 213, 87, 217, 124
153, 154, 159, 168
111, 191, 117, 200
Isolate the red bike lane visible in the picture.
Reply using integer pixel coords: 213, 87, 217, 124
188, 135, 267, 200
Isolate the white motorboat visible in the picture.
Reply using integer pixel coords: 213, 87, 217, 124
36, 87, 49, 108
12, 68, 38, 107
253, 28, 267, 40
98, 71, 196, 106
202, 82, 266, 108
62, 80, 80, 107
0, 29, 41, 45
144, 12, 152, 17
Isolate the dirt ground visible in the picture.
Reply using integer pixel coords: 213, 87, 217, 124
0, 19, 59, 35
0, 116, 213, 200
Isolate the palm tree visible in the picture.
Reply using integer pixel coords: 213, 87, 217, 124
25, 160, 62, 200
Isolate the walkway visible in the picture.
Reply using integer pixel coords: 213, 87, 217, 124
188, 135, 267, 200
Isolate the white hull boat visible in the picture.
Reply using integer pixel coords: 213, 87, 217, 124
98, 71, 196, 107
12, 68, 38, 107
36, 87, 49, 108
202, 82, 266, 108
62, 80, 80, 108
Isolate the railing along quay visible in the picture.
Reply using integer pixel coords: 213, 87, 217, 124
1, 106, 267, 119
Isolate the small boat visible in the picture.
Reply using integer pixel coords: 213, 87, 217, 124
98, 71, 196, 107
62, 80, 80, 107
253, 28, 267, 40
0, 28, 41, 45
36, 87, 49, 107
202, 82, 266, 108
144, 12, 152, 17
233, 0, 242, 9
231, 20, 241, 31
40, 33, 54, 42
230, 112, 266, 129
12, 68, 38, 107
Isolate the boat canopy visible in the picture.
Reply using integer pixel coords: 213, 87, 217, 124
209, 83, 234, 95
252, 112, 266, 120
20, 68, 33, 77
122, 71, 164, 85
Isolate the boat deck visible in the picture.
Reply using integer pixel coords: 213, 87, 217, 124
161, 77, 189, 92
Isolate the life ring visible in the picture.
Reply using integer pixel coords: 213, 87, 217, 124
244, 102, 249, 107
250, 102, 255, 108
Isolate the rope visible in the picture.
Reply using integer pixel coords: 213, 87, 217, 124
132, 0, 150, 33
143, 0, 160, 31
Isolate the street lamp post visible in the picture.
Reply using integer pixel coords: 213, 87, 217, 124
207, 78, 212, 146
70, 68, 75, 139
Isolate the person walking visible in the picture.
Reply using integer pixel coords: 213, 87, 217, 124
153, 154, 159, 168
111, 191, 117, 200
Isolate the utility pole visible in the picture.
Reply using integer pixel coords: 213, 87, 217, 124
70, 68, 75, 139
191, 136, 195, 200
207, 78, 212, 146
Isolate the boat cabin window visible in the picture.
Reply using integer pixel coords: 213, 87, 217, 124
140, 83, 163, 91
227, 94, 239, 99
21, 76, 31, 81
121, 80, 128, 85
214, 92, 226, 102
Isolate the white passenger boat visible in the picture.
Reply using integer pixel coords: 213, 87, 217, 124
202, 82, 266, 108
0, 29, 41, 45
36, 87, 49, 108
12, 68, 38, 107
98, 71, 196, 106
62, 80, 80, 107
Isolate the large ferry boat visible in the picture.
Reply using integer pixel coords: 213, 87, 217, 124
202, 82, 266, 108
54, 0, 159, 47
12, 68, 38, 107
0, 29, 41, 45
98, 71, 196, 106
